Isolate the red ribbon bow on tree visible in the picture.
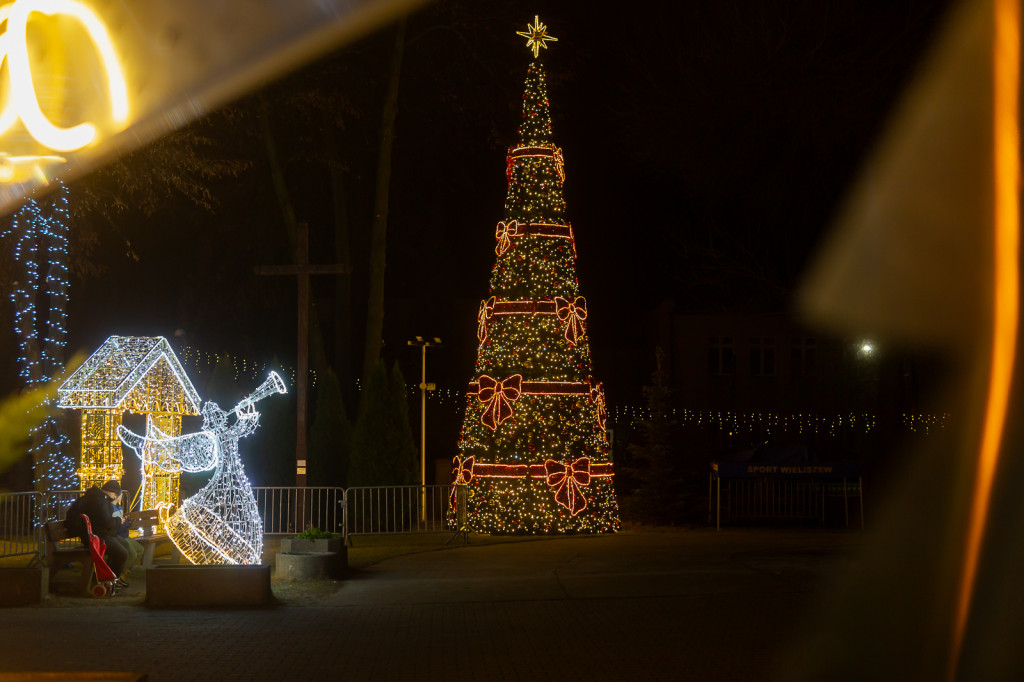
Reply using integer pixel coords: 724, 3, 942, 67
554, 296, 588, 346
589, 380, 607, 429
452, 455, 474, 485
477, 374, 523, 430
449, 455, 475, 509
477, 297, 495, 344
495, 219, 520, 256
545, 457, 592, 516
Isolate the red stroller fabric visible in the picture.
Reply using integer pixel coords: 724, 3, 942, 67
80, 513, 117, 583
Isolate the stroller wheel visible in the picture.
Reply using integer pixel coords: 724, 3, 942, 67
91, 582, 109, 598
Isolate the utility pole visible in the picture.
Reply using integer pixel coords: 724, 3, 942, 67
407, 336, 440, 522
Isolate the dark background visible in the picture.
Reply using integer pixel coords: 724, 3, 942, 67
2, 0, 955, 484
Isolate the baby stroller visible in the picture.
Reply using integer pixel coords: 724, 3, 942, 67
80, 514, 118, 597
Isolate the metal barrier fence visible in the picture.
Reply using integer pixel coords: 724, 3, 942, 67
3, 485, 459, 561
253, 487, 346, 536
724, 478, 826, 523
346, 485, 453, 538
710, 476, 864, 530
0, 491, 44, 560
44, 489, 83, 522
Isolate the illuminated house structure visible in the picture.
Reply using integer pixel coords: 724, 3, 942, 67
57, 336, 201, 511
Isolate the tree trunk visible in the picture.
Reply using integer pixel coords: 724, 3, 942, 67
258, 97, 331, 379
258, 96, 299, 238
324, 109, 355, 410
361, 17, 407, 406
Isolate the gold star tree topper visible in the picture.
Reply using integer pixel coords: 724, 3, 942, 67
517, 15, 557, 58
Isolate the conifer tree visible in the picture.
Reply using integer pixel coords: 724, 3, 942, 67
622, 349, 685, 524
242, 358, 295, 486
387, 361, 418, 484
349, 360, 417, 486
205, 354, 238, 406
308, 368, 351, 486
454, 18, 619, 534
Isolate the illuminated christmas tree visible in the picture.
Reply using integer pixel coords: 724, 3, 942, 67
453, 18, 619, 534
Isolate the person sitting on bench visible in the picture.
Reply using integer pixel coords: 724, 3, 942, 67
110, 486, 144, 577
69, 482, 130, 589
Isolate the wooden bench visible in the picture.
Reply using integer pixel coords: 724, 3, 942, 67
43, 519, 95, 596
126, 509, 177, 568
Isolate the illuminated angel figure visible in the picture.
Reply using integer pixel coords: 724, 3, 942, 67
117, 372, 287, 565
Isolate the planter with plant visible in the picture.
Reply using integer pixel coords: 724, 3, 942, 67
276, 527, 347, 580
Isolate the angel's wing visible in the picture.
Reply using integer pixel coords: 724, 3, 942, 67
117, 424, 219, 473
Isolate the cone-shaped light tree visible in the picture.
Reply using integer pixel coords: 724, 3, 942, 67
454, 18, 619, 534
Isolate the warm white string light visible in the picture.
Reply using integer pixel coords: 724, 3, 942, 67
58, 335, 201, 507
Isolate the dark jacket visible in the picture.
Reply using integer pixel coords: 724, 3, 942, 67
71, 486, 118, 539
112, 502, 132, 538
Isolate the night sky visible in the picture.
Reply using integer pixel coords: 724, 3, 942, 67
5, 0, 954, 455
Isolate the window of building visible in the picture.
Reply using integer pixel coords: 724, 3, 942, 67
708, 336, 735, 375
750, 337, 776, 376
791, 338, 817, 375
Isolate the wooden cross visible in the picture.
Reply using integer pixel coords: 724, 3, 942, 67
256, 222, 349, 486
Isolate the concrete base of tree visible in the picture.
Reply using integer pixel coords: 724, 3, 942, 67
0, 567, 48, 606
145, 564, 272, 608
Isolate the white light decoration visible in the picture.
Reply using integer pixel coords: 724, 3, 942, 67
1, 182, 75, 491
118, 372, 287, 565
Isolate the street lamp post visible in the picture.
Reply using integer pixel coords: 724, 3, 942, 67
407, 336, 441, 522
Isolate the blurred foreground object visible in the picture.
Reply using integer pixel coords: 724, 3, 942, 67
793, 0, 1024, 680
0, 381, 55, 475
0, 0, 427, 213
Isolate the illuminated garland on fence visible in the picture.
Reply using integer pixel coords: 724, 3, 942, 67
903, 413, 949, 435
125, 341, 951, 441
610, 406, 948, 437
113, 340, 951, 443
177, 345, 311, 389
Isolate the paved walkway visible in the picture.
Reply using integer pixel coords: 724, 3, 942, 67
0, 529, 860, 681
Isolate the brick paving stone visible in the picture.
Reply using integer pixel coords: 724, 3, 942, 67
0, 530, 859, 681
